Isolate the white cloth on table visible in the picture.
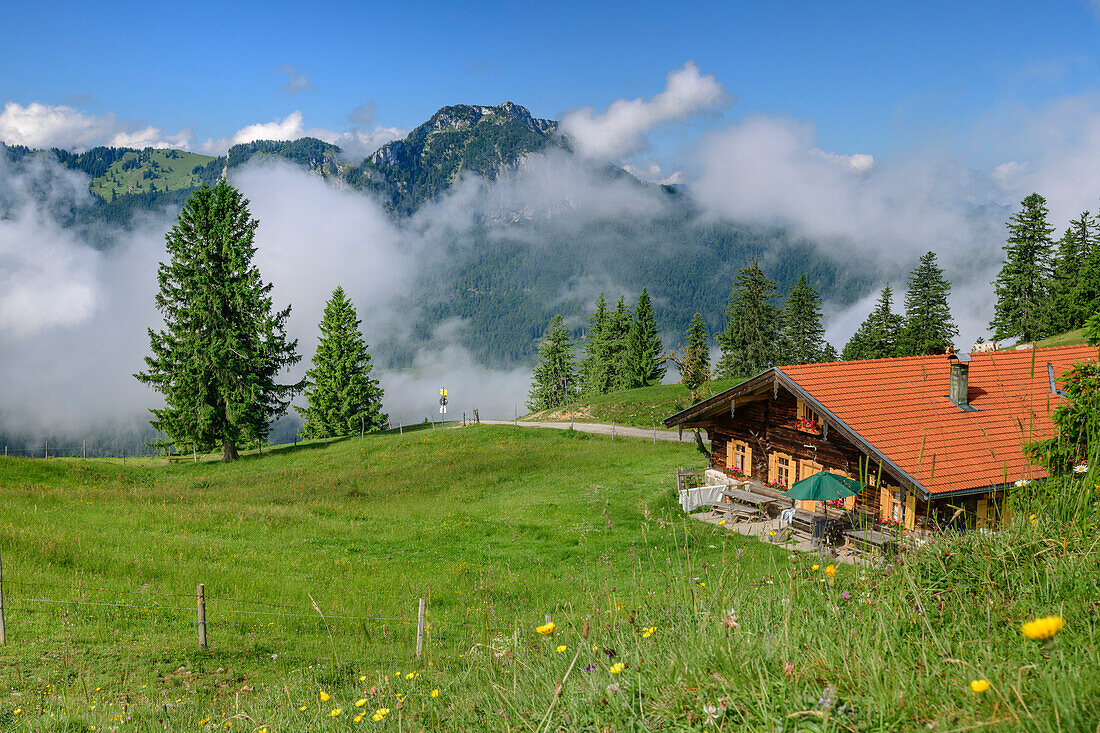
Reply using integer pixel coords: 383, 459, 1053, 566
679, 484, 726, 512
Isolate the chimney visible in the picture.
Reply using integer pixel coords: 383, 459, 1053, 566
948, 353, 975, 410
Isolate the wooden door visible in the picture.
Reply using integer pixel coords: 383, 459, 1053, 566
798, 459, 823, 512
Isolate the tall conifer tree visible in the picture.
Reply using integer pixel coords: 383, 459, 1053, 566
298, 286, 385, 439
678, 312, 712, 404
1047, 216, 1088, 335
990, 193, 1055, 342
841, 284, 904, 360
779, 274, 829, 365
623, 287, 665, 388
900, 252, 958, 356
579, 294, 613, 395
606, 296, 634, 390
527, 315, 577, 411
1070, 212, 1100, 329
715, 259, 782, 377
135, 180, 301, 461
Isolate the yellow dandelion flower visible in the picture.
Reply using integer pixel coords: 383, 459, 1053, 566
1021, 616, 1064, 641
404, 672, 414, 680
298, 705, 307, 711
199, 717, 211, 725
355, 698, 368, 708
319, 690, 332, 702
13, 709, 21, 715
431, 689, 440, 698
330, 708, 342, 717
609, 662, 624, 674
354, 714, 363, 723
825, 564, 836, 579
969, 679, 990, 693
556, 644, 567, 653
718, 519, 726, 526
811, 564, 819, 571
536, 621, 556, 635
358, 675, 367, 682
372, 713, 383, 722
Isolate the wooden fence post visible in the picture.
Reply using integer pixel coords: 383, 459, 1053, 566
0, 548, 6, 644
611, 422, 615, 440
415, 597, 426, 660
44, 441, 48, 459
653, 424, 657, 444
197, 583, 207, 649
122, 450, 126, 466
83, 440, 86, 460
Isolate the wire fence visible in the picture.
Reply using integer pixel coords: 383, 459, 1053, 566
0, 571, 580, 663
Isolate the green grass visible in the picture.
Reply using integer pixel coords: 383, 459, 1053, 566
524, 378, 747, 428
1034, 328, 1088, 348
1003, 328, 1089, 350
0, 426, 1096, 731
89, 149, 215, 201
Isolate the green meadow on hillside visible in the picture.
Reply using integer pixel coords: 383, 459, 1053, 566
0, 426, 1096, 731
523, 377, 746, 428
89, 149, 215, 201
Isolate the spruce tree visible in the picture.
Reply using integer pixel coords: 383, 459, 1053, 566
779, 274, 829, 365
899, 252, 958, 356
135, 180, 301, 461
990, 193, 1055, 342
578, 294, 613, 395
1048, 212, 1093, 334
623, 287, 665, 388
527, 315, 578, 411
678, 312, 712, 403
298, 286, 386, 439
606, 296, 633, 390
715, 259, 782, 377
841, 284, 904, 360
1071, 213, 1100, 328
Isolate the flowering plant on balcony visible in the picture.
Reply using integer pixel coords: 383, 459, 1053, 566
765, 480, 787, 490
723, 467, 747, 480
878, 517, 903, 529
796, 417, 820, 432
823, 499, 845, 509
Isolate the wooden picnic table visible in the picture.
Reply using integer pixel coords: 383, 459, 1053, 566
721, 488, 776, 507
847, 529, 895, 550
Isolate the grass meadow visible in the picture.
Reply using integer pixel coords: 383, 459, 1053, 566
0, 426, 1096, 731
522, 378, 746, 429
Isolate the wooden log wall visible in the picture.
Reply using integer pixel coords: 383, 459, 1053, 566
696, 388, 899, 518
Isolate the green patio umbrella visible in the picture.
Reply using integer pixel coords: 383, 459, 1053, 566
786, 472, 864, 502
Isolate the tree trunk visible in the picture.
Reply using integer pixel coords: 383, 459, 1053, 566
693, 429, 711, 459
222, 439, 239, 462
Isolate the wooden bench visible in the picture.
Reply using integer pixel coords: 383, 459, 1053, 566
707, 502, 756, 523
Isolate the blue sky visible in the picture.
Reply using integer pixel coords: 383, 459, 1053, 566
3, 0, 1100, 166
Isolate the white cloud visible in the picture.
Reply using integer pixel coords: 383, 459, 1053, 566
0, 102, 192, 152
560, 61, 727, 160
198, 111, 404, 158
623, 161, 683, 185
277, 65, 313, 96
981, 94, 1100, 225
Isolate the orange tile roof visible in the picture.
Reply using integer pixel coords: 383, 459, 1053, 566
779, 345, 1098, 496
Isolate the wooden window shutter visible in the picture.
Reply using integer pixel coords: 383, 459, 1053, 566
744, 444, 753, 477
724, 439, 734, 469
879, 485, 892, 521
768, 452, 778, 484
905, 493, 916, 530
976, 498, 988, 528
